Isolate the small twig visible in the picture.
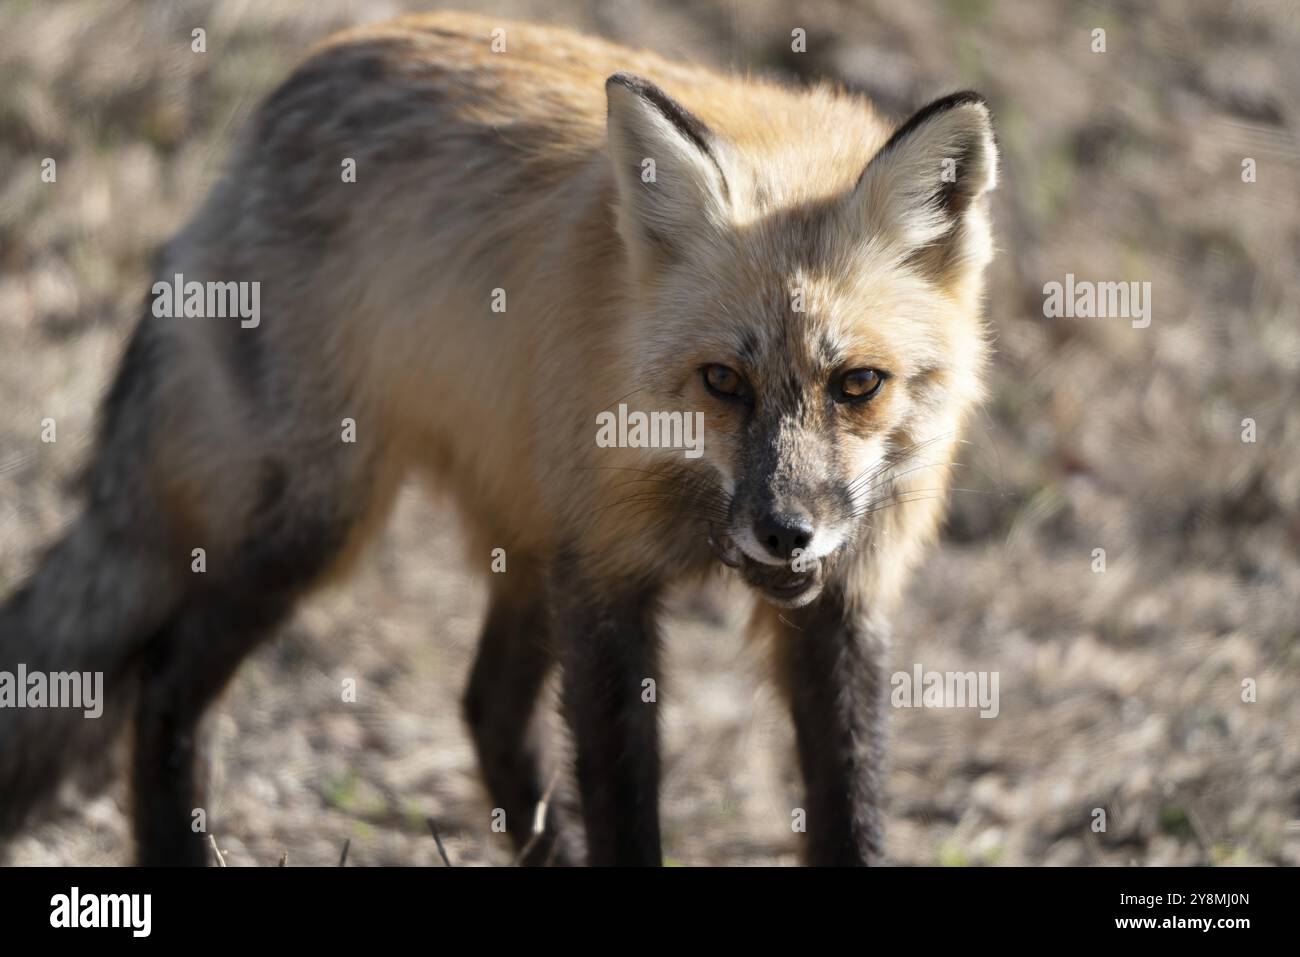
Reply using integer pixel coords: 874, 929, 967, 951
513, 770, 561, 866
207, 834, 227, 867
426, 817, 453, 866
338, 838, 351, 867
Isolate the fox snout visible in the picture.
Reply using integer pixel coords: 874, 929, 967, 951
711, 474, 854, 608
751, 506, 814, 562
736, 490, 845, 564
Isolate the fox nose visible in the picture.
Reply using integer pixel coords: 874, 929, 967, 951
753, 510, 814, 561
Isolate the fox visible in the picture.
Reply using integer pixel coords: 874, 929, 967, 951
0, 11, 997, 866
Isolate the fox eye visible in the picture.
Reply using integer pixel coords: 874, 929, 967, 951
704, 364, 745, 400
838, 368, 886, 401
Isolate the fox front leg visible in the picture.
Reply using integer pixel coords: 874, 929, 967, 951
551, 562, 664, 866
773, 581, 889, 865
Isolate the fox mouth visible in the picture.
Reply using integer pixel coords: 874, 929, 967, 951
707, 524, 824, 607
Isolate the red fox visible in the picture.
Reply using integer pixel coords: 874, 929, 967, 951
0, 12, 996, 865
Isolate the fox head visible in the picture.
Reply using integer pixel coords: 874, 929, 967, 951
604, 74, 997, 607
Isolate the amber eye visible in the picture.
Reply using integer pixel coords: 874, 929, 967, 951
704, 364, 745, 399
839, 368, 886, 401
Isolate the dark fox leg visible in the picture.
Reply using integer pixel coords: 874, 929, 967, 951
552, 563, 663, 866
771, 581, 889, 865
133, 589, 299, 866
131, 468, 368, 865
462, 574, 576, 866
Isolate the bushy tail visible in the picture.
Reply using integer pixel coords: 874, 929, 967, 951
0, 511, 183, 837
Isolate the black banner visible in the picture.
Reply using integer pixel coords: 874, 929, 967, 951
0, 865, 1279, 943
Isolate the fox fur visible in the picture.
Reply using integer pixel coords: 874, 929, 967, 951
0, 11, 997, 865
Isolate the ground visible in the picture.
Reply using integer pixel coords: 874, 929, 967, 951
1, 0, 1297, 865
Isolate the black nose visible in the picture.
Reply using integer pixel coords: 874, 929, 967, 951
753, 511, 814, 561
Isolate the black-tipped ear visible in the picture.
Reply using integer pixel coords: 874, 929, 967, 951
605, 73, 730, 271
851, 91, 998, 277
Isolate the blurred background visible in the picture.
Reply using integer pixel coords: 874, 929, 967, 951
0, 0, 1297, 865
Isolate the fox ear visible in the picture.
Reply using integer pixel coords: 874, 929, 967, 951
606, 73, 730, 270
852, 91, 998, 280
